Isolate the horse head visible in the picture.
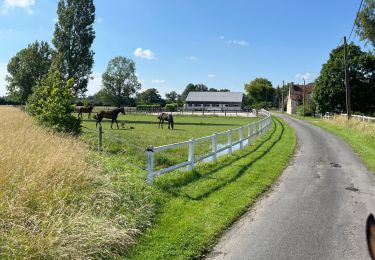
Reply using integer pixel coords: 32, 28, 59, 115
120, 107, 125, 115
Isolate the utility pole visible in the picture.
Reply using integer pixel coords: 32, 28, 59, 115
281, 80, 284, 113
303, 79, 305, 117
344, 36, 351, 119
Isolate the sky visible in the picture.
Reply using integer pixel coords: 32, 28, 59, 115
0, 0, 366, 97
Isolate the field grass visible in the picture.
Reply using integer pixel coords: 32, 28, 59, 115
125, 116, 296, 259
300, 115, 375, 173
79, 114, 260, 170
0, 107, 157, 259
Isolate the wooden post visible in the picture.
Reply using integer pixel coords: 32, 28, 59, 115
344, 36, 352, 119
146, 146, 154, 184
212, 133, 217, 161
98, 126, 103, 153
228, 129, 232, 155
188, 139, 195, 171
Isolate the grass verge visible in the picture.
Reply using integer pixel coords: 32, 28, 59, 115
126, 116, 296, 259
300, 115, 375, 173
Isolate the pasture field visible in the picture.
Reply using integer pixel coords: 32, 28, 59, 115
79, 113, 260, 171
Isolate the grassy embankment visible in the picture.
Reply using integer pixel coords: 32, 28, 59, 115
301, 115, 375, 173
0, 106, 156, 259
124, 116, 296, 259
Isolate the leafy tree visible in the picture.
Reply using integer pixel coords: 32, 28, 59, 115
244, 78, 275, 104
137, 88, 163, 105
6, 41, 53, 103
181, 83, 208, 100
27, 71, 81, 135
165, 91, 179, 103
313, 43, 375, 114
101, 56, 141, 107
52, 0, 96, 96
356, 0, 375, 48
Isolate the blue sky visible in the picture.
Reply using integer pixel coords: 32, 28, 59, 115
0, 0, 365, 97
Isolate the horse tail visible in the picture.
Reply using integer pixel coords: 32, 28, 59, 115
170, 115, 174, 129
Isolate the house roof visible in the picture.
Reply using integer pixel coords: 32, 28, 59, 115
185, 92, 243, 103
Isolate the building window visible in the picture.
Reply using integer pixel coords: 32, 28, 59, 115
204, 104, 211, 107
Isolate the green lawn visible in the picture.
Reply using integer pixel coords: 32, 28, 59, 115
80, 114, 260, 170
124, 116, 296, 259
299, 116, 375, 173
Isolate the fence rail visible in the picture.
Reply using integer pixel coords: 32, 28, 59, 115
145, 110, 272, 184
341, 114, 375, 123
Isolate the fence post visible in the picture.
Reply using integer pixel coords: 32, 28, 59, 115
98, 126, 103, 153
239, 127, 244, 151
228, 129, 233, 155
212, 133, 217, 161
188, 139, 195, 171
146, 146, 154, 184
248, 124, 251, 146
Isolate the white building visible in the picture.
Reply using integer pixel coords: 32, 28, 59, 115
185, 92, 243, 111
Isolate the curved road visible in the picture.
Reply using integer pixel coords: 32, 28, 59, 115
208, 114, 375, 260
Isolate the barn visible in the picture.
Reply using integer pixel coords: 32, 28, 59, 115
185, 92, 244, 111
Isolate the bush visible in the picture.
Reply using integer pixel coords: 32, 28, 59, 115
296, 99, 316, 116
27, 72, 81, 135
165, 103, 177, 111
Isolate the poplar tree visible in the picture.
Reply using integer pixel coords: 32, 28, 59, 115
52, 0, 96, 96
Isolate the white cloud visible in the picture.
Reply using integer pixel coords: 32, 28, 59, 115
1, 0, 36, 14
186, 56, 198, 60
87, 73, 102, 96
151, 79, 166, 84
133, 48, 155, 60
220, 35, 225, 40
227, 40, 248, 46
208, 74, 216, 78
0, 63, 8, 96
295, 72, 311, 81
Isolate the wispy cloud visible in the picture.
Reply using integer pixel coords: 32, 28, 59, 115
227, 39, 248, 46
151, 79, 166, 84
0, 63, 8, 96
295, 72, 311, 81
133, 48, 155, 60
1, 0, 36, 14
186, 56, 198, 60
220, 35, 225, 40
208, 74, 216, 78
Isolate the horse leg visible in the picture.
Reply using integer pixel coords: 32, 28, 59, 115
168, 120, 170, 130
88, 112, 91, 119
111, 118, 114, 129
115, 118, 119, 129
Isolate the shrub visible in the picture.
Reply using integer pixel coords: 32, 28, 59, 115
296, 99, 316, 116
27, 72, 81, 135
165, 103, 177, 111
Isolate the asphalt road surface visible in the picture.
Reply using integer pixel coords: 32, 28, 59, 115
207, 114, 375, 260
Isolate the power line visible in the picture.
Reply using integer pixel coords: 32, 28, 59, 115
348, 0, 365, 42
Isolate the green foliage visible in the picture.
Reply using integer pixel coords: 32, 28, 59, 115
356, 0, 375, 48
165, 103, 177, 111
27, 72, 81, 135
6, 41, 53, 103
181, 83, 208, 100
52, 0, 96, 96
136, 104, 161, 110
101, 56, 141, 107
244, 78, 275, 104
137, 88, 163, 105
313, 43, 375, 114
296, 98, 316, 116
165, 91, 179, 103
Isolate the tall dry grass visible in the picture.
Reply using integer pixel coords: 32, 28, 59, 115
0, 106, 138, 258
328, 115, 375, 138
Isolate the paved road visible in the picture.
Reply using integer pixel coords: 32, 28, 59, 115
207, 114, 375, 260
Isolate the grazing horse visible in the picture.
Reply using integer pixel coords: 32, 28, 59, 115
158, 112, 174, 130
367, 214, 375, 259
77, 105, 94, 119
95, 107, 125, 129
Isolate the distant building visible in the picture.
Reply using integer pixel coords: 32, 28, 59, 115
185, 91, 243, 111
287, 83, 314, 114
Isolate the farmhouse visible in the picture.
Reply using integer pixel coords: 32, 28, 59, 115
287, 83, 314, 114
185, 91, 244, 111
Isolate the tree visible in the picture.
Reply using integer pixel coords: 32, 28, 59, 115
27, 71, 81, 135
6, 41, 53, 103
52, 0, 96, 96
165, 91, 179, 103
181, 83, 208, 100
313, 43, 375, 114
244, 78, 275, 104
101, 56, 141, 107
356, 0, 375, 48
137, 88, 163, 105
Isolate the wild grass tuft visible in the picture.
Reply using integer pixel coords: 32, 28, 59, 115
0, 106, 154, 259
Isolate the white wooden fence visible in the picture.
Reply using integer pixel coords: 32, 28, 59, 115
146, 110, 272, 184
341, 114, 375, 123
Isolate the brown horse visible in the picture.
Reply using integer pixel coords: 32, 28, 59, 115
158, 112, 174, 130
77, 105, 94, 119
367, 214, 375, 259
95, 107, 125, 129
